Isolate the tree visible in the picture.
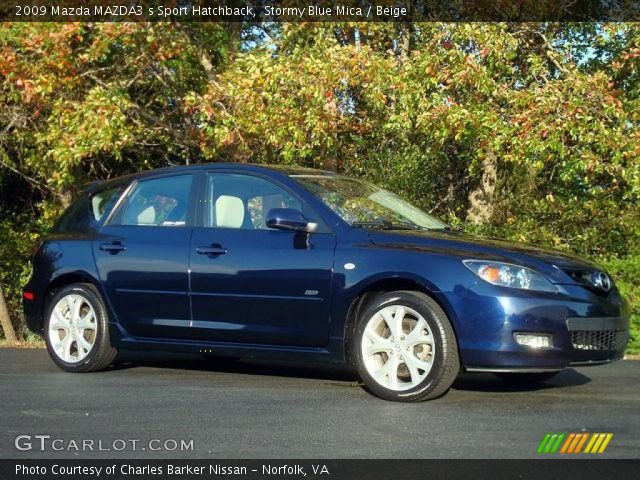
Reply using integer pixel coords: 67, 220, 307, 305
0, 287, 17, 342
0, 22, 638, 350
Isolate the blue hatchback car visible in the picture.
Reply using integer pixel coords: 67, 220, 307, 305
23, 164, 629, 401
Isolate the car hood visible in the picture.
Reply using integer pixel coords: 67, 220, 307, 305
367, 229, 600, 284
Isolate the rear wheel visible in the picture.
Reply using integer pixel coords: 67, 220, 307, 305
44, 283, 117, 372
353, 291, 460, 402
494, 372, 560, 384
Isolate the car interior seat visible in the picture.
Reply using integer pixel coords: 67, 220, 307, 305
136, 206, 156, 225
215, 195, 247, 228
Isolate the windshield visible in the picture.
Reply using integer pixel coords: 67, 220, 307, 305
291, 175, 448, 230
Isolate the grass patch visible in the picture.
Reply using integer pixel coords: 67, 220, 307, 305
0, 337, 44, 349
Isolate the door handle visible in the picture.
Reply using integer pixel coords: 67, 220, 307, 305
196, 245, 228, 256
99, 242, 126, 254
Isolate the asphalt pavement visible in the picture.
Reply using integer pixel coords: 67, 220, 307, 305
1, 348, 638, 459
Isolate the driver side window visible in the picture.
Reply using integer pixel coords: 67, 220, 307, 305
205, 173, 301, 230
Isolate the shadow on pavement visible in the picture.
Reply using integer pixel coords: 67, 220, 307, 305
452, 368, 591, 392
110, 349, 360, 382
109, 349, 591, 393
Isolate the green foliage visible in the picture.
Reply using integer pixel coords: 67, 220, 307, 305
0, 216, 39, 337
599, 256, 640, 354
0, 22, 638, 350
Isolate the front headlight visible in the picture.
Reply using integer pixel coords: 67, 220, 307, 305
463, 260, 556, 292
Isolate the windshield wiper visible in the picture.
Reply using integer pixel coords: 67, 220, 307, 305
352, 220, 423, 231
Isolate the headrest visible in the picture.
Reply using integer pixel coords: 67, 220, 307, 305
137, 206, 156, 225
215, 195, 244, 228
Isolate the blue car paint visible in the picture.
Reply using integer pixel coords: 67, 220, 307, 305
23, 163, 629, 370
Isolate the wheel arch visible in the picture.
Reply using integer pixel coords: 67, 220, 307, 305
342, 275, 460, 365
41, 271, 105, 324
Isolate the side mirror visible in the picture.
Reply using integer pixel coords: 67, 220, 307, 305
266, 208, 314, 232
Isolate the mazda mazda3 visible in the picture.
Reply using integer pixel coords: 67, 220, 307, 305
23, 164, 629, 401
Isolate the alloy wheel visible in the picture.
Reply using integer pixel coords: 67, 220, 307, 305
360, 304, 436, 391
48, 294, 97, 363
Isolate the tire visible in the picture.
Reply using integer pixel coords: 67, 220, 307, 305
494, 372, 560, 384
353, 290, 460, 402
44, 283, 117, 372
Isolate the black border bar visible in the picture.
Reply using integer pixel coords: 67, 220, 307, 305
2, 0, 640, 22
2, 459, 640, 480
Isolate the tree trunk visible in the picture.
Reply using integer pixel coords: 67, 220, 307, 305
466, 150, 498, 224
226, 22, 243, 56
399, 23, 412, 62
0, 287, 18, 343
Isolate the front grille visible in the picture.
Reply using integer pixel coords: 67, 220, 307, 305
570, 330, 628, 351
563, 269, 612, 296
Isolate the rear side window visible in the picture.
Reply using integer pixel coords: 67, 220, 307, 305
118, 175, 193, 227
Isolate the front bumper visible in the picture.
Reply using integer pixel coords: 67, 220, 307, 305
565, 316, 628, 366
439, 282, 630, 371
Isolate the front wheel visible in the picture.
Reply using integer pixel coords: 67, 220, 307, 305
353, 291, 460, 402
44, 283, 117, 372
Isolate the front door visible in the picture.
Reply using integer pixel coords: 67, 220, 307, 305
189, 172, 335, 347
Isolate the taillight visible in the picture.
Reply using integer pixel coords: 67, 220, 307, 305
23, 292, 35, 301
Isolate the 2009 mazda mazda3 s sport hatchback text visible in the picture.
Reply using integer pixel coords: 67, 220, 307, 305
23, 164, 630, 402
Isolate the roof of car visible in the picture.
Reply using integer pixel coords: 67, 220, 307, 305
84, 163, 337, 194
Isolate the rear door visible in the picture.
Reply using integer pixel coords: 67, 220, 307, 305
189, 171, 336, 347
93, 173, 196, 340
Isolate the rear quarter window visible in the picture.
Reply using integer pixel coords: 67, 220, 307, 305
90, 187, 124, 223
55, 186, 125, 232
54, 195, 92, 233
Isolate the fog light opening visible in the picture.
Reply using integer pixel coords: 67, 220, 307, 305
514, 333, 552, 349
